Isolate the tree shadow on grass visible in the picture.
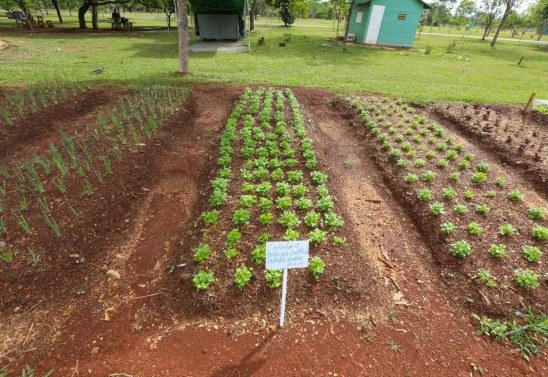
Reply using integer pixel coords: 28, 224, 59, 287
209, 332, 277, 377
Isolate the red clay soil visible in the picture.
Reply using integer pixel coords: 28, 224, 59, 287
1, 85, 546, 376
428, 103, 548, 198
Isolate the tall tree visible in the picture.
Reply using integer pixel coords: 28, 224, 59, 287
51, 0, 62, 22
530, 0, 548, 40
267, 0, 307, 26
176, 0, 189, 74
449, 0, 475, 31
343, 0, 356, 42
479, 0, 502, 40
0, 0, 35, 28
490, 0, 522, 46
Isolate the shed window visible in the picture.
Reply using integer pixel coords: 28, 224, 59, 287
356, 11, 363, 23
398, 13, 407, 20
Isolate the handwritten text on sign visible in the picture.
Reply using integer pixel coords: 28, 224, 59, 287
266, 241, 309, 270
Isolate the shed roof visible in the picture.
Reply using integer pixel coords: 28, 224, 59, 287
189, 0, 246, 15
355, 0, 430, 8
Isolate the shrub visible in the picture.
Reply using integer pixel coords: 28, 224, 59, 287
429, 202, 445, 216
193, 270, 214, 291
508, 189, 524, 202
417, 189, 433, 201
265, 270, 283, 288
532, 225, 548, 241
454, 204, 468, 215
528, 207, 546, 221
514, 269, 540, 290
451, 241, 472, 258
193, 244, 213, 263
440, 221, 455, 234
522, 246, 543, 262
499, 223, 517, 236
309, 256, 326, 280
234, 267, 253, 289
467, 221, 484, 235
489, 244, 507, 258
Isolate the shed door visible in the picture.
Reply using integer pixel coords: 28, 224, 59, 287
365, 5, 385, 44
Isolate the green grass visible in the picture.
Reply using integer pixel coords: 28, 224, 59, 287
0, 15, 546, 104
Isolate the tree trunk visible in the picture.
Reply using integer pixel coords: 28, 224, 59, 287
78, 3, 89, 29
51, 0, 63, 23
482, 19, 491, 40
92, 5, 98, 29
490, 6, 511, 47
177, 0, 189, 75
250, 0, 256, 30
538, 21, 546, 41
167, 13, 171, 29
343, 0, 356, 42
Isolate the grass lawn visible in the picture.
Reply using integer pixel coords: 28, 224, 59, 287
0, 14, 546, 104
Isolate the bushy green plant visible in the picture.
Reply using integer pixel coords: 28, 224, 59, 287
259, 213, 274, 225
437, 159, 449, 169
475, 269, 496, 287
448, 172, 460, 181
396, 158, 408, 168
277, 196, 293, 211
193, 270, 214, 291
458, 160, 470, 170
467, 221, 484, 236
283, 229, 300, 241
332, 236, 347, 247
485, 190, 496, 198
278, 211, 301, 228
443, 188, 457, 201
405, 174, 418, 184
440, 221, 455, 234
193, 244, 213, 263
311, 171, 327, 185
429, 202, 445, 216
276, 182, 291, 196
325, 212, 344, 229
414, 159, 426, 168
317, 196, 335, 212
494, 177, 506, 187
508, 189, 524, 202
475, 204, 491, 216
309, 256, 325, 280
453, 203, 468, 215
265, 270, 283, 288
226, 229, 242, 247
259, 197, 273, 212
309, 228, 327, 245
471, 172, 488, 184
464, 190, 475, 200
499, 223, 517, 236
296, 198, 313, 211
234, 267, 253, 289
287, 170, 304, 183
422, 171, 436, 182
240, 195, 256, 208
514, 269, 540, 290
233, 209, 251, 226
532, 225, 548, 241
292, 184, 308, 197
255, 182, 272, 196
522, 246, 543, 262
417, 188, 433, 201
202, 210, 221, 226
251, 245, 266, 265
528, 207, 546, 221
224, 248, 239, 260
304, 211, 321, 228
451, 241, 472, 258
489, 244, 507, 258
476, 162, 490, 173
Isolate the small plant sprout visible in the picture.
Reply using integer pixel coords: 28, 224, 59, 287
494, 177, 506, 187
464, 190, 475, 200
193, 270, 214, 291
224, 248, 238, 260
226, 229, 242, 248
514, 269, 540, 290
309, 256, 325, 280
429, 202, 445, 216
532, 225, 548, 241
475, 269, 496, 287
388, 340, 401, 352
265, 269, 283, 288
471, 172, 488, 184
467, 221, 484, 236
422, 170, 436, 182
451, 241, 472, 258
405, 173, 418, 184
522, 246, 543, 262
458, 159, 470, 170
27, 247, 39, 266
234, 267, 253, 289
448, 172, 460, 181
417, 188, 433, 201
332, 236, 347, 247
485, 190, 496, 198
442, 187, 457, 201
476, 162, 490, 173
528, 207, 546, 221
489, 244, 507, 258
397, 158, 408, 168
475, 204, 491, 216
437, 159, 449, 169
440, 221, 455, 235
508, 189, 524, 202
283, 229, 300, 241
414, 159, 426, 168
499, 223, 517, 236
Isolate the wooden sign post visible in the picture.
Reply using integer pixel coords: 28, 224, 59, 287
266, 240, 310, 328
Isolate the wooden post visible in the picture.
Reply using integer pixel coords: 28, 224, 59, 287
523, 93, 536, 115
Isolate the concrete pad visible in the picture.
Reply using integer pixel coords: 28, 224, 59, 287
189, 41, 248, 52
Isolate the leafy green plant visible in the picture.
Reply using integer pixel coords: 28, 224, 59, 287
233, 209, 251, 226
499, 223, 517, 236
224, 248, 239, 260
296, 198, 313, 211
471, 172, 487, 184
304, 211, 321, 228
258, 197, 273, 212
464, 190, 475, 200
414, 159, 426, 168
476, 162, 490, 173
259, 213, 274, 225
440, 221, 455, 234
437, 159, 449, 169
429, 202, 445, 216
475, 269, 496, 287
276, 196, 293, 211
193, 244, 213, 263
251, 245, 266, 265
276, 182, 291, 196
405, 174, 418, 184
316, 196, 334, 212
448, 172, 460, 181
422, 170, 436, 182
234, 267, 253, 289
453, 203, 468, 215
514, 269, 540, 290
532, 225, 548, 241
489, 244, 507, 258
522, 246, 543, 262
292, 184, 308, 197
417, 188, 433, 201
283, 229, 300, 241
458, 160, 470, 170
485, 190, 496, 198
442, 187, 457, 201
265, 269, 283, 288
309, 228, 327, 245
310, 171, 327, 185
202, 210, 221, 226
287, 170, 304, 183
451, 241, 472, 258
309, 256, 325, 280
193, 270, 214, 291
508, 189, 524, 202
240, 195, 256, 208
494, 177, 506, 187
332, 236, 347, 247
528, 207, 546, 221
324, 212, 344, 229
467, 221, 484, 235
475, 204, 491, 216
0, 248, 13, 264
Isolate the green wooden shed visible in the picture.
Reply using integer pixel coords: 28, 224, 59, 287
348, 0, 430, 47
189, 0, 247, 40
